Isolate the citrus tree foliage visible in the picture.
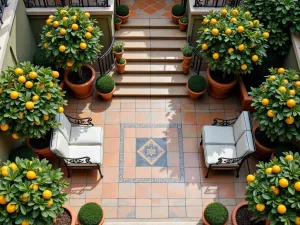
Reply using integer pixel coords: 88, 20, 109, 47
246, 152, 300, 225
40, 7, 103, 72
244, 0, 300, 55
250, 68, 300, 141
0, 62, 67, 140
0, 157, 68, 225
197, 6, 268, 75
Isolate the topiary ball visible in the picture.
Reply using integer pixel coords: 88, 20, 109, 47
172, 4, 186, 17
188, 76, 206, 92
78, 202, 103, 225
9, 146, 37, 162
116, 5, 129, 17
204, 203, 228, 225
95, 75, 115, 94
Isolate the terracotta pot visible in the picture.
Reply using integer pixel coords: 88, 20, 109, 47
54, 205, 76, 225
179, 20, 188, 31
64, 65, 96, 99
172, 14, 183, 24
182, 62, 190, 75
114, 51, 124, 61
231, 201, 247, 225
206, 67, 238, 99
114, 21, 122, 30
239, 77, 255, 112
77, 210, 105, 225
253, 126, 275, 160
26, 137, 56, 160
183, 55, 192, 66
186, 83, 206, 99
116, 60, 126, 74
117, 14, 129, 24
96, 86, 116, 100
202, 205, 228, 225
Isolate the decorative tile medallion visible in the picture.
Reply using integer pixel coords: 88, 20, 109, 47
119, 124, 185, 183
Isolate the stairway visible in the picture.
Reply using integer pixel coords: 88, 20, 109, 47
112, 19, 190, 97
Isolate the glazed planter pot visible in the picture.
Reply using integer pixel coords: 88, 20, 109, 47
26, 137, 56, 160
179, 20, 188, 31
114, 51, 124, 62
54, 205, 76, 225
202, 206, 228, 225
182, 62, 190, 75
239, 77, 255, 112
172, 14, 184, 24
206, 67, 238, 99
186, 84, 206, 99
183, 55, 192, 66
64, 65, 96, 99
253, 127, 276, 160
114, 21, 122, 30
96, 86, 116, 101
116, 60, 126, 74
117, 14, 129, 24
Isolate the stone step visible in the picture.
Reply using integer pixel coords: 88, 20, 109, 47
123, 51, 183, 62
111, 74, 189, 84
105, 222, 199, 225
121, 18, 178, 29
150, 29, 186, 40
123, 40, 186, 51
123, 62, 183, 74
113, 85, 189, 96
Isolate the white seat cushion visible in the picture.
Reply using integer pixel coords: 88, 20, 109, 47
233, 111, 251, 142
69, 145, 102, 164
203, 144, 237, 167
55, 114, 72, 141
203, 126, 235, 145
50, 129, 69, 157
69, 126, 103, 145
236, 131, 255, 158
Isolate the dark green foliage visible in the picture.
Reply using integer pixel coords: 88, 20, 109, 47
204, 203, 228, 225
274, 142, 299, 158
95, 75, 115, 94
114, 17, 121, 23
33, 49, 52, 68
180, 43, 193, 57
78, 202, 103, 225
113, 40, 125, 53
172, 4, 185, 16
188, 76, 206, 92
180, 17, 188, 24
9, 146, 37, 162
118, 58, 126, 65
116, 5, 129, 16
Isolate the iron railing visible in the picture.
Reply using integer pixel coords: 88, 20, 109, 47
23, 0, 109, 8
97, 36, 115, 75
194, 0, 242, 7
0, 0, 8, 27
188, 36, 203, 76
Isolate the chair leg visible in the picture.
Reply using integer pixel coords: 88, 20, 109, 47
200, 134, 203, 145
97, 164, 104, 179
66, 167, 71, 178
205, 165, 211, 178
247, 159, 251, 174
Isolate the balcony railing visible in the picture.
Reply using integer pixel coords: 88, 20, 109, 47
194, 0, 242, 7
23, 0, 110, 8
97, 36, 115, 75
188, 36, 203, 76
0, 0, 8, 27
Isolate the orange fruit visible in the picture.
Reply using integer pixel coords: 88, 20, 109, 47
6, 203, 16, 213
9, 163, 17, 172
60, 9, 67, 14
211, 28, 219, 36
44, 42, 48, 49
85, 12, 90, 18
0, 88, 3, 94
249, 21, 254, 28
246, 174, 255, 183
252, 55, 259, 62
32, 95, 39, 101
278, 86, 287, 93
202, 43, 208, 50
29, 184, 38, 191
10, 91, 19, 100
212, 53, 219, 60
25, 81, 33, 89
285, 155, 294, 160
221, 9, 227, 16
238, 44, 245, 51
59, 45, 66, 52
203, 18, 209, 24
18, 76, 26, 84
80, 42, 87, 50
42, 190, 52, 199
52, 21, 59, 28
12, 133, 19, 139
294, 182, 300, 191
38, 84, 45, 89
231, 9, 239, 16
225, 28, 232, 35
277, 205, 286, 214
72, 24, 78, 31
25, 101, 34, 110
52, 71, 59, 78
46, 19, 52, 25
278, 68, 285, 74
21, 220, 30, 225
26, 171, 36, 180
21, 194, 28, 202
49, 81, 54, 88
43, 115, 49, 121
87, 26, 93, 32
295, 216, 300, 225
279, 178, 289, 188
295, 81, 300, 87
85, 32, 92, 39
285, 116, 294, 125
47, 93, 52, 100
237, 26, 244, 33
261, 98, 269, 106
253, 20, 260, 25
210, 18, 217, 25
14, 68, 24, 75
66, 61, 73, 67
267, 109, 275, 117
289, 90, 296, 96
241, 64, 247, 71
48, 198, 53, 207
271, 186, 279, 195
230, 17, 237, 23
19, 112, 24, 119
0, 195, 7, 204
72, 15, 77, 20
269, 75, 276, 81
1, 166, 8, 176
283, 79, 289, 84
287, 99, 296, 108
34, 121, 40, 126
256, 203, 265, 212
62, 16, 68, 21
59, 29, 66, 35
228, 48, 234, 54
0, 124, 9, 131
204, 28, 209, 32
263, 32, 269, 38
57, 106, 64, 113
272, 165, 281, 173
265, 168, 273, 174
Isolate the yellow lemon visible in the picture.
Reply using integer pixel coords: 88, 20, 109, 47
253, 20, 260, 25
210, 18, 217, 25
19, 112, 24, 119
72, 24, 78, 31
271, 186, 279, 195
0, 124, 9, 131
46, 32, 52, 37
59, 45, 66, 53
87, 26, 93, 32
272, 165, 281, 173
278, 86, 286, 93
47, 93, 52, 100
6, 203, 16, 213
212, 53, 219, 60
279, 178, 289, 188
32, 95, 39, 102
18, 76, 26, 84
278, 68, 285, 74
295, 81, 300, 87
277, 205, 286, 214
0, 195, 7, 204
1, 166, 9, 176
60, 9, 67, 14
12, 133, 19, 139
38, 167, 42, 172
21, 220, 30, 225
42, 190, 52, 199
241, 64, 247, 71
53, 21, 59, 28
21, 194, 28, 203
238, 44, 245, 51
85, 32, 92, 39
202, 43, 208, 50
246, 174, 255, 183
230, 17, 237, 23
38, 83, 45, 88
34, 121, 40, 126
62, 16, 68, 21
29, 184, 38, 191
43, 115, 49, 121
204, 28, 209, 32
44, 42, 48, 49
287, 99, 296, 108
14, 68, 24, 75
263, 32, 269, 38
283, 79, 289, 84
228, 48, 234, 54
285, 116, 294, 125
295, 216, 300, 225
52, 71, 59, 78
249, 21, 254, 28
203, 18, 209, 24
66, 61, 73, 67
285, 154, 294, 160
85, 12, 90, 18
25, 81, 33, 89
252, 55, 259, 62
211, 28, 219, 36
231, 9, 238, 16
225, 28, 232, 35
0, 88, 3, 94
72, 15, 77, 20
46, 19, 52, 25
244, 11, 250, 16
26, 171, 36, 180
10, 91, 19, 100
267, 110, 275, 117
294, 182, 300, 191
80, 42, 87, 50
48, 198, 53, 207
9, 163, 17, 172
26, 101, 34, 110
221, 9, 227, 15
269, 75, 276, 81
49, 81, 54, 88
57, 106, 64, 113
261, 98, 269, 106
237, 26, 244, 33
265, 168, 273, 174
59, 28, 66, 35
256, 203, 265, 212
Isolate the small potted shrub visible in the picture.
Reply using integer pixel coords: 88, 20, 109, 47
114, 17, 122, 30
116, 58, 126, 74
249, 68, 300, 159
116, 4, 129, 24
78, 202, 105, 225
95, 75, 115, 100
179, 16, 188, 31
186, 76, 207, 99
9, 146, 37, 162
197, 7, 268, 98
40, 7, 103, 99
246, 152, 300, 225
0, 157, 71, 225
113, 40, 125, 61
171, 4, 186, 24
181, 43, 193, 74
203, 202, 228, 225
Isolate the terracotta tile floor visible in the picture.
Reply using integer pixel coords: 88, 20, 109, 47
54, 90, 259, 221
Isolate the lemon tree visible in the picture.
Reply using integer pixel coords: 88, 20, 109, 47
0, 62, 67, 140
250, 68, 300, 141
40, 7, 103, 72
197, 7, 268, 77
0, 157, 68, 225
246, 152, 300, 225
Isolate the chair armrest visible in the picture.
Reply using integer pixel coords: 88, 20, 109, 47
212, 117, 238, 126
65, 115, 94, 126
216, 153, 253, 164
57, 155, 93, 164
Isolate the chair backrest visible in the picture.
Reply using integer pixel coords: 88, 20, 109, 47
50, 129, 69, 157
55, 113, 71, 142
236, 131, 255, 158
233, 111, 251, 142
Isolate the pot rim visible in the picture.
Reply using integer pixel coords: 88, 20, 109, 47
116, 59, 127, 66
179, 20, 188, 25
114, 20, 122, 24
64, 64, 96, 88
26, 137, 50, 151
96, 86, 116, 96
116, 13, 129, 18
183, 55, 193, 59
62, 205, 76, 225
172, 14, 184, 19
206, 67, 238, 89
186, 83, 206, 95
114, 50, 124, 55
231, 201, 248, 225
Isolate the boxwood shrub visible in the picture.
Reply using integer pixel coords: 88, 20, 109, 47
204, 203, 228, 225
78, 202, 103, 225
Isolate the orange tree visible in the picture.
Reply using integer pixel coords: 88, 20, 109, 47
0, 157, 68, 225
246, 152, 300, 225
250, 68, 300, 141
197, 6, 268, 78
0, 62, 67, 140
40, 7, 103, 72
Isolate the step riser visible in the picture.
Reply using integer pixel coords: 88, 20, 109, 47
125, 47, 181, 51
113, 93, 188, 97
124, 71, 183, 74
121, 25, 178, 29
116, 37, 186, 40
126, 59, 182, 62
114, 82, 187, 85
